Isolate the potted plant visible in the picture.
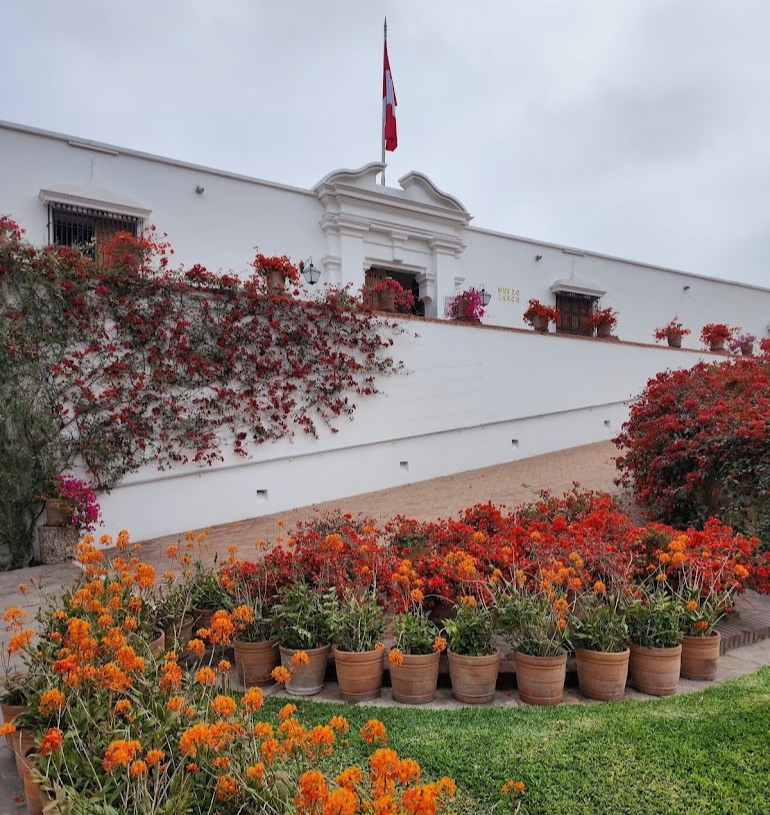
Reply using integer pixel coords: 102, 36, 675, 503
496, 582, 570, 706
654, 317, 691, 348
39, 475, 101, 564
448, 288, 486, 323
588, 307, 618, 338
369, 277, 413, 313
677, 567, 730, 681
443, 596, 499, 704
570, 591, 629, 701
625, 584, 683, 696
272, 581, 335, 697
327, 588, 386, 702
152, 581, 194, 651
388, 603, 446, 705
186, 561, 234, 631
523, 299, 559, 333
700, 323, 733, 352
252, 250, 301, 296
728, 331, 756, 357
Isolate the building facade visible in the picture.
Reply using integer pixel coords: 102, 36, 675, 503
1, 120, 768, 542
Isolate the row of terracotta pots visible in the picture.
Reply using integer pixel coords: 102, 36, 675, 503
519, 632, 722, 706
0, 710, 46, 815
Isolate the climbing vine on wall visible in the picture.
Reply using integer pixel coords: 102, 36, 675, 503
0, 216, 403, 494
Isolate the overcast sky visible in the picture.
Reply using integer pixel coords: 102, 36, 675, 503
3, 0, 770, 286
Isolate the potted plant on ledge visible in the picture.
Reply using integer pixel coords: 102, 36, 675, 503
588, 307, 618, 338
728, 331, 756, 357
700, 323, 733, 352
448, 288, 486, 324
523, 299, 559, 333
252, 250, 301, 296
654, 317, 691, 348
369, 277, 413, 313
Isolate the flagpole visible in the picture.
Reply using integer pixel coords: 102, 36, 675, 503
381, 17, 387, 186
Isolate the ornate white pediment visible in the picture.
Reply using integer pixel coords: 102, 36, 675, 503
39, 183, 152, 219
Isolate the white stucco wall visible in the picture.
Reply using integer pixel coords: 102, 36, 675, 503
94, 319, 719, 541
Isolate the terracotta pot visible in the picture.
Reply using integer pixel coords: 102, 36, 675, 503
447, 648, 499, 704
11, 727, 36, 776
709, 339, 725, 352
279, 644, 330, 697
192, 608, 215, 632
45, 498, 73, 527
629, 642, 682, 696
20, 752, 45, 815
514, 650, 567, 706
389, 651, 441, 705
575, 647, 630, 701
531, 314, 549, 333
165, 614, 194, 651
596, 321, 613, 338
680, 632, 721, 681
149, 630, 165, 656
1, 702, 27, 745
234, 639, 279, 687
667, 333, 683, 348
378, 289, 395, 312
333, 645, 384, 702
266, 269, 286, 295
741, 343, 754, 357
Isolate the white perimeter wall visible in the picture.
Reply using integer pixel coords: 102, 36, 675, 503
95, 320, 717, 542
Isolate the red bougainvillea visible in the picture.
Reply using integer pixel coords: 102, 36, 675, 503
614, 359, 770, 552
0, 217, 404, 489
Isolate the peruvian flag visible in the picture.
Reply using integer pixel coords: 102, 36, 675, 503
382, 40, 398, 152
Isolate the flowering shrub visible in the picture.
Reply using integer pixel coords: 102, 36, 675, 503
448, 288, 486, 320
4, 537, 461, 815
522, 299, 559, 327
0, 217, 404, 565
48, 475, 101, 534
728, 331, 756, 355
587, 307, 618, 329
653, 317, 691, 342
615, 359, 770, 558
700, 323, 733, 348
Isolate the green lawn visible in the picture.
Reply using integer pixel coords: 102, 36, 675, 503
262, 667, 770, 815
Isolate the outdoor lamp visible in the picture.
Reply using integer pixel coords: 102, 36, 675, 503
480, 287, 492, 306
300, 258, 321, 285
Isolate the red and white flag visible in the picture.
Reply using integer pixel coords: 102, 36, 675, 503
382, 40, 398, 152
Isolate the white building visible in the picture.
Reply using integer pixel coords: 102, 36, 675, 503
2, 120, 768, 542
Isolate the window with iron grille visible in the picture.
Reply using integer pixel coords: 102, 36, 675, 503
48, 203, 141, 260
555, 292, 598, 336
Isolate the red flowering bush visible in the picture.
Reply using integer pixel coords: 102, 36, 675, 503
448, 288, 486, 321
615, 359, 770, 557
